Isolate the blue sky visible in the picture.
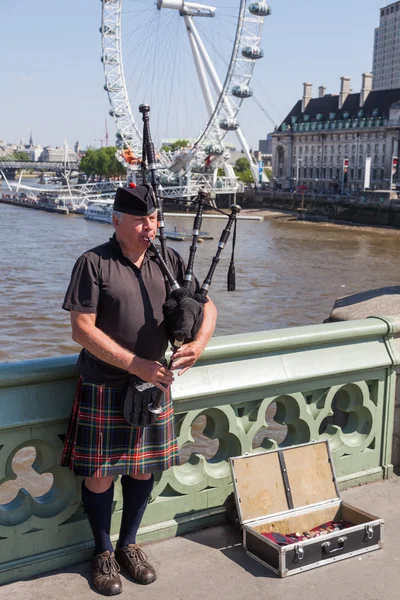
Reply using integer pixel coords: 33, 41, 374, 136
0, 0, 384, 151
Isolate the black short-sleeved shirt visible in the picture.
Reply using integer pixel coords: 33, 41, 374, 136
63, 234, 197, 384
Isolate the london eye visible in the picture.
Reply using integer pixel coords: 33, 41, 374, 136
101, 0, 270, 194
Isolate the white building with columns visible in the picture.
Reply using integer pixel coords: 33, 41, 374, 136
272, 74, 400, 193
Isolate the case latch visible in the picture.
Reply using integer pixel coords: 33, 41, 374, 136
294, 543, 304, 562
364, 525, 374, 541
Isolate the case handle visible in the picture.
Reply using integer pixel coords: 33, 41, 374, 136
321, 536, 347, 555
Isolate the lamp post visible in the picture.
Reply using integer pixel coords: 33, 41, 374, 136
389, 135, 399, 191
315, 178, 319, 194
341, 158, 349, 194
295, 157, 302, 191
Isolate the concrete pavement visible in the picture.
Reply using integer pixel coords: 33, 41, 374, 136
2, 477, 400, 600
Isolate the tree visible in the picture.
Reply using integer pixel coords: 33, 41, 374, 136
79, 147, 125, 178
234, 157, 253, 184
264, 167, 272, 180
235, 157, 250, 173
11, 150, 32, 162
161, 139, 190, 153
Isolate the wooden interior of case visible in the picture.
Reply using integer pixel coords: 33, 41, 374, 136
283, 443, 338, 507
251, 502, 376, 537
233, 451, 288, 522
232, 442, 338, 523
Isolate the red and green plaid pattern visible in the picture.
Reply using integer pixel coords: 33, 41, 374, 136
61, 378, 179, 477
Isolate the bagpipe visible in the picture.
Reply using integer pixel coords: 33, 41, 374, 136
138, 104, 240, 413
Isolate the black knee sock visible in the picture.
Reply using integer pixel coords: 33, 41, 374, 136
81, 481, 114, 556
117, 475, 154, 548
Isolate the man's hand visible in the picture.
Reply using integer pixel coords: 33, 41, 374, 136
129, 356, 174, 392
170, 340, 205, 376
169, 297, 216, 376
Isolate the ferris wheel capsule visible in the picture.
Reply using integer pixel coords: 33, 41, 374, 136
102, 25, 116, 36
219, 119, 239, 131
205, 144, 224, 155
231, 84, 253, 98
101, 55, 118, 64
109, 109, 126, 118
104, 83, 122, 92
248, 2, 271, 16
242, 46, 264, 60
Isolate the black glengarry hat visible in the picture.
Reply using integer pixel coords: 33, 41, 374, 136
113, 183, 156, 216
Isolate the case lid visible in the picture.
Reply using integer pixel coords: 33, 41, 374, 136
230, 441, 340, 525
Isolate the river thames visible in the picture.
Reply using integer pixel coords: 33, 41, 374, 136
2, 197, 400, 363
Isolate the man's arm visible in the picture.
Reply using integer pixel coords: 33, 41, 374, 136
170, 297, 217, 376
70, 311, 174, 391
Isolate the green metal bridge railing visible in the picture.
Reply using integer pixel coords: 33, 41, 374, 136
0, 316, 399, 583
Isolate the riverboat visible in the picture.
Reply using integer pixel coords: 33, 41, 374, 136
84, 199, 113, 223
54, 193, 86, 214
37, 193, 69, 214
74, 205, 86, 215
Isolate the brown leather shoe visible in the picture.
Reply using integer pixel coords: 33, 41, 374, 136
115, 544, 157, 585
91, 551, 122, 596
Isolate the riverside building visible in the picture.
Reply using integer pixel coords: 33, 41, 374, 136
39, 146, 79, 162
271, 75, 400, 193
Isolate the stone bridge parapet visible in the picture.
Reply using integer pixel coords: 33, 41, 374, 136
0, 318, 399, 583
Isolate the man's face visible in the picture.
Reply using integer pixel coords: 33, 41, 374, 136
113, 211, 158, 253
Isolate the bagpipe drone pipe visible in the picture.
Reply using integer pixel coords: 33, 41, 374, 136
138, 104, 240, 413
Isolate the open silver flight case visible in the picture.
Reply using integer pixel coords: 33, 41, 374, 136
229, 440, 383, 577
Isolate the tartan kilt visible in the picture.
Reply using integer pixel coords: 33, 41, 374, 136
61, 378, 180, 477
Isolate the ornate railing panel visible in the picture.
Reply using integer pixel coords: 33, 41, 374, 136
0, 316, 399, 582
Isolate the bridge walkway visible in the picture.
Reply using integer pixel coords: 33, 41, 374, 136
2, 476, 400, 600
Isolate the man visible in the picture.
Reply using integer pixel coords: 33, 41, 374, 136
61, 183, 217, 596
